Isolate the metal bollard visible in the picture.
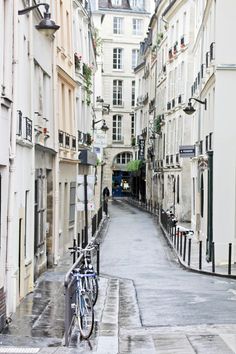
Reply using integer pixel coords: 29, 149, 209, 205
77, 232, 80, 249
188, 238, 191, 266
212, 242, 215, 273
82, 229, 84, 248
183, 234, 187, 261
199, 240, 202, 270
180, 232, 183, 256
97, 243, 100, 276
73, 238, 77, 264
228, 243, 232, 275
177, 231, 179, 252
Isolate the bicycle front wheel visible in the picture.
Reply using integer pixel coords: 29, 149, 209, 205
78, 292, 94, 339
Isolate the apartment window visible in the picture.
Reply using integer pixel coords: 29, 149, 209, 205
131, 113, 135, 135
113, 48, 123, 70
132, 49, 139, 69
69, 182, 76, 223
132, 19, 142, 35
112, 115, 122, 141
131, 81, 135, 107
112, 0, 122, 5
130, 0, 143, 8
24, 190, 29, 259
25, 118, 32, 142
34, 175, 45, 252
113, 80, 123, 106
113, 17, 123, 34
116, 152, 132, 164
16, 110, 23, 136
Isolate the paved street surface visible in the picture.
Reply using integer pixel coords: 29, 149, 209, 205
1, 199, 236, 353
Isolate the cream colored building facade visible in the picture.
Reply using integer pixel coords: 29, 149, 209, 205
0, 0, 99, 324
92, 0, 152, 196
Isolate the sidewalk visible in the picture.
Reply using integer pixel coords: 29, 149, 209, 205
0, 217, 116, 354
126, 198, 236, 279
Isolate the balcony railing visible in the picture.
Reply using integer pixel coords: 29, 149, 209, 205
72, 136, 76, 150
16, 110, 32, 143
25, 118, 32, 142
65, 134, 70, 148
176, 153, 179, 165
206, 51, 210, 68
210, 42, 215, 61
59, 131, 78, 149
173, 42, 178, 54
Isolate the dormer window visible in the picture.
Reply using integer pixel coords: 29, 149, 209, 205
112, 0, 122, 6
130, 0, 144, 8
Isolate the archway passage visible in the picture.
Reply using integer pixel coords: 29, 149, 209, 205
112, 170, 131, 197
112, 152, 133, 197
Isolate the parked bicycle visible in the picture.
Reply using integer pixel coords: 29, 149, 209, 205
69, 242, 99, 306
71, 267, 94, 339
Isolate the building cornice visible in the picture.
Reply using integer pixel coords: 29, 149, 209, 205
35, 143, 57, 155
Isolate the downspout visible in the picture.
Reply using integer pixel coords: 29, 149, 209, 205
6, 0, 18, 315
52, 11, 60, 265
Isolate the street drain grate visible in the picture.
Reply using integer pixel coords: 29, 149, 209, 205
0, 348, 39, 353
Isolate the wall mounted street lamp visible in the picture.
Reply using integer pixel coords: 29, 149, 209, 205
92, 119, 109, 132
183, 97, 207, 115
18, 3, 60, 36
96, 96, 104, 103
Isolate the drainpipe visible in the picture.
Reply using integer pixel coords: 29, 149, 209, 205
52, 14, 60, 266
6, 0, 18, 315
195, 23, 205, 239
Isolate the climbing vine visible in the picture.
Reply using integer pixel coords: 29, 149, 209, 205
83, 63, 93, 105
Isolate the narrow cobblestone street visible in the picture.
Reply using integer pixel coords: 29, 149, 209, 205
1, 199, 236, 353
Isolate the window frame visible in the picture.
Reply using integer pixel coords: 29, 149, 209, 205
132, 18, 142, 35
112, 0, 122, 5
113, 17, 123, 35
69, 182, 76, 224
132, 49, 139, 69
115, 152, 132, 164
112, 115, 122, 142
113, 80, 123, 106
113, 48, 123, 70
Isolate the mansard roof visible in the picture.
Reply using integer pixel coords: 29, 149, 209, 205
98, 0, 147, 12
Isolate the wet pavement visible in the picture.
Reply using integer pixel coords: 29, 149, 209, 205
1, 200, 236, 353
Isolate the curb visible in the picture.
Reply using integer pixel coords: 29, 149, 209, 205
125, 198, 236, 280
160, 223, 236, 280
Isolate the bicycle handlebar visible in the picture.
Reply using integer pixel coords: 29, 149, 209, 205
68, 242, 97, 253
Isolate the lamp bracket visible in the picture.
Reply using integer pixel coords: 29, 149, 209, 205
18, 3, 49, 16
189, 97, 207, 110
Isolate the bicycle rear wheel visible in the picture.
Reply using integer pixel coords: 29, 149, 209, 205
78, 292, 94, 339
90, 277, 98, 306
